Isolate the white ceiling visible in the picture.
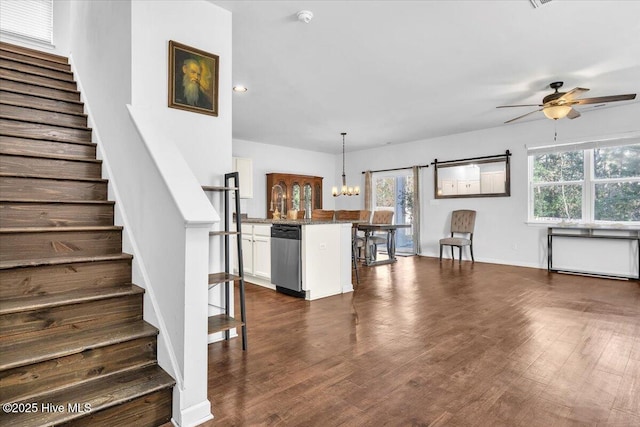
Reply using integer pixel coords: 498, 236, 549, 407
212, 0, 640, 154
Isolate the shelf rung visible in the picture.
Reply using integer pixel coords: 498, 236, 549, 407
208, 272, 241, 285
208, 314, 244, 334
209, 231, 240, 236
202, 185, 239, 191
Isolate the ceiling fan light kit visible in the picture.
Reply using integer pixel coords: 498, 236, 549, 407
498, 81, 636, 124
543, 105, 572, 120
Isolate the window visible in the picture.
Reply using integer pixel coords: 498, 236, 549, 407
373, 172, 415, 254
0, 0, 53, 45
529, 141, 640, 224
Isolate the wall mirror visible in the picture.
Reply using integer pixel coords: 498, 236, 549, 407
433, 151, 511, 198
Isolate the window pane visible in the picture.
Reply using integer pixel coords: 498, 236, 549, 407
533, 151, 583, 182
594, 144, 640, 179
375, 177, 395, 208
595, 182, 640, 222
533, 184, 582, 221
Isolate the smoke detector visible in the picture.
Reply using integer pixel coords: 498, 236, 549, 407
297, 10, 313, 23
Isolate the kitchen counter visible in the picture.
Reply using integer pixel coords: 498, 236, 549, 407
242, 218, 357, 225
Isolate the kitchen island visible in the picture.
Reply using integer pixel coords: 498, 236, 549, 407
237, 219, 354, 300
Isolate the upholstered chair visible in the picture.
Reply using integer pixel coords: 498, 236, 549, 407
369, 210, 394, 260
439, 210, 476, 262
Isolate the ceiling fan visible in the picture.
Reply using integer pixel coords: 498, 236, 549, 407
497, 81, 636, 124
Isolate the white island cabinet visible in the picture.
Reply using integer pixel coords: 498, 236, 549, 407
236, 220, 353, 300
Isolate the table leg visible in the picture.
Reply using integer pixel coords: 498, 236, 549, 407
364, 229, 372, 266
388, 229, 397, 260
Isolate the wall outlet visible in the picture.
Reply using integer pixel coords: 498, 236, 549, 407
319, 243, 327, 250
512, 243, 518, 250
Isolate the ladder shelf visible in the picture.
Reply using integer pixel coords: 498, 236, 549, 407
202, 172, 247, 350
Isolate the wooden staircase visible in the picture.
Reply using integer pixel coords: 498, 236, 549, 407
0, 42, 174, 426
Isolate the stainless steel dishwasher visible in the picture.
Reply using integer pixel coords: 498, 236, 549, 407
270, 224, 304, 298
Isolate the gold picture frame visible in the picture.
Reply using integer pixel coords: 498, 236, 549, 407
168, 40, 219, 116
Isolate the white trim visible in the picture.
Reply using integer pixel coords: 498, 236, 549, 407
526, 131, 640, 155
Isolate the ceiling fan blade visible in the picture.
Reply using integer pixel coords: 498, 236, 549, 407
504, 108, 543, 124
567, 108, 581, 119
574, 94, 637, 105
558, 87, 589, 102
496, 104, 543, 108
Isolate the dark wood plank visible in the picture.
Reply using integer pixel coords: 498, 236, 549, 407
0, 42, 69, 66
0, 226, 123, 262
0, 102, 87, 128
0, 118, 91, 143
0, 292, 143, 338
0, 89, 84, 114
0, 200, 114, 228
0, 135, 95, 159
0, 253, 132, 298
0, 58, 74, 82
0, 67, 77, 91
0, 320, 158, 371
0, 78, 80, 101
0, 364, 173, 426
0, 175, 108, 201
0, 335, 156, 402
196, 257, 640, 426
61, 388, 173, 427
0, 154, 101, 179
0, 48, 71, 72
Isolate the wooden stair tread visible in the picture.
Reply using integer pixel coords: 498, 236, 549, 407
0, 198, 115, 205
208, 314, 244, 334
0, 284, 142, 315
0, 51, 73, 74
0, 86, 83, 105
0, 172, 107, 182
0, 151, 101, 163
0, 42, 69, 65
208, 272, 241, 284
0, 364, 174, 426
0, 74, 80, 94
0, 132, 96, 147
0, 99, 87, 117
0, 62, 74, 82
202, 185, 239, 191
0, 252, 133, 270
0, 225, 123, 233
0, 114, 92, 131
0, 321, 158, 371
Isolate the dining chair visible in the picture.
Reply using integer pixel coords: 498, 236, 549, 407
369, 210, 394, 260
311, 209, 335, 220
439, 209, 476, 262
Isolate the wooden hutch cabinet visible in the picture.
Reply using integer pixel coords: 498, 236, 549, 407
266, 173, 323, 219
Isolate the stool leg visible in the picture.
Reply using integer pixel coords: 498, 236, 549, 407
439, 244, 443, 261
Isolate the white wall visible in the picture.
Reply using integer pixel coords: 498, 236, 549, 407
343, 103, 640, 276
233, 138, 337, 218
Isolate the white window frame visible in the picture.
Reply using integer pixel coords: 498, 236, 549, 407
528, 134, 640, 225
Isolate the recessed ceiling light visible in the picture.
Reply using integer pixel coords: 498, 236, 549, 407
233, 86, 248, 92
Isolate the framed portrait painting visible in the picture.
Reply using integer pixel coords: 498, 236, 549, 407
168, 40, 219, 116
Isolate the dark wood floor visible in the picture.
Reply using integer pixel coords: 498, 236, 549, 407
202, 257, 640, 426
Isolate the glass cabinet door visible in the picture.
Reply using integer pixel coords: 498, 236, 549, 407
292, 183, 301, 211
303, 183, 312, 219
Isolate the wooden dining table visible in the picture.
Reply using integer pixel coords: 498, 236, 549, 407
357, 223, 411, 266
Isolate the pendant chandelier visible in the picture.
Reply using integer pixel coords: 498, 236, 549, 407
332, 132, 360, 197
